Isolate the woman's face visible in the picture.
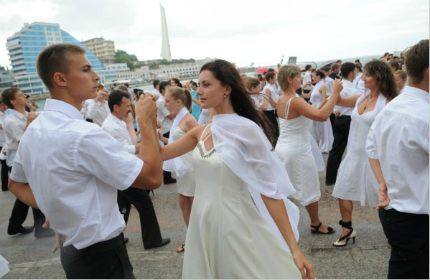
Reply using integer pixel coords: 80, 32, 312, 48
362, 71, 379, 91
394, 74, 406, 90
289, 74, 302, 91
314, 75, 322, 83
164, 91, 182, 113
250, 85, 260, 94
197, 70, 230, 109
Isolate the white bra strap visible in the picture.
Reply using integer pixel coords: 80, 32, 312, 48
200, 124, 212, 141
285, 97, 294, 120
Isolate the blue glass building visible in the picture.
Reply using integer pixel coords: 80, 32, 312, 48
6, 22, 116, 95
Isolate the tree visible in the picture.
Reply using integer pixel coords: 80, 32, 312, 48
114, 50, 138, 70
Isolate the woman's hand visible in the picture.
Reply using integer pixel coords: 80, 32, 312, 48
375, 182, 390, 210
293, 250, 315, 279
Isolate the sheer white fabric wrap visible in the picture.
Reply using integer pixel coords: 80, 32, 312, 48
310, 133, 325, 171
310, 80, 324, 104
163, 107, 189, 178
212, 114, 300, 253
347, 92, 387, 153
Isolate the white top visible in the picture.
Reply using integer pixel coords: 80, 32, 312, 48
81, 99, 94, 118
302, 71, 312, 90
263, 83, 279, 111
102, 114, 135, 154
3, 109, 28, 167
366, 86, 429, 215
353, 72, 363, 88
335, 80, 361, 116
156, 95, 173, 134
10, 99, 143, 249
151, 89, 161, 100
250, 94, 263, 110
87, 100, 110, 126
324, 76, 334, 97
0, 111, 6, 147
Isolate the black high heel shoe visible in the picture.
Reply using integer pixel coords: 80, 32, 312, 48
333, 220, 356, 247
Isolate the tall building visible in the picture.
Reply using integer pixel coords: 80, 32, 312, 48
6, 22, 116, 95
160, 4, 172, 62
82, 37, 116, 65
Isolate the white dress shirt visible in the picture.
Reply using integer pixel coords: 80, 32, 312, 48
335, 80, 361, 116
0, 111, 6, 147
324, 76, 334, 97
81, 99, 94, 119
366, 86, 429, 215
156, 95, 173, 134
87, 100, 110, 126
302, 71, 312, 90
3, 109, 28, 167
10, 99, 143, 249
102, 114, 135, 154
263, 83, 279, 111
151, 89, 161, 101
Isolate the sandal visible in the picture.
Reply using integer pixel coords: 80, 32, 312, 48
177, 243, 185, 253
310, 223, 335, 234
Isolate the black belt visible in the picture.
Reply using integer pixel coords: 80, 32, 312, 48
61, 233, 125, 256
336, 115, 351, 119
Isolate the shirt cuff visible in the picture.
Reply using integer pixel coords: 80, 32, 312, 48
120, 158, 144, 190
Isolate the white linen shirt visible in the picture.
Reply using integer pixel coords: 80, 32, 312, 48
102, 114, 135, 154
3, 109, 28, 167
324, 76, 334, 97
366, 86, 429, 215
0, 110, 6, 147
263, 83, 279, 111
156, 95, 173, 134
334, 80, 361, 116
10, 99, 143, 249
87, 100, 110, 126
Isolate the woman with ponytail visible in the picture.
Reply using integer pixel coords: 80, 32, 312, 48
160, 59, 314, 279
159, 86, 198, 253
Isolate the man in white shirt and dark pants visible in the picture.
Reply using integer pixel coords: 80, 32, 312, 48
262, 72, 279, 142
2, 87, 52, 238
325, 63, 362, 185
102, 89, 170, 250
156, 81, 176, 184
366, 39, 429, 279
0, 101, 9, 191
8, 44, 163, 279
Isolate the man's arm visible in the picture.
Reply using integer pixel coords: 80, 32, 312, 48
8, 179, 38, 209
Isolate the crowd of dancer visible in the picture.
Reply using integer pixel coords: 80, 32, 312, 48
0, 39, 428, 279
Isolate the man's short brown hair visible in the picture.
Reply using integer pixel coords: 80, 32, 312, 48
1, 87, 20, 109
37, 44, 86, 90
404, 39, 429, 84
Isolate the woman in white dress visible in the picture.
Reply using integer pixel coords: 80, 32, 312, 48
159, 86, 198, 253
245, 77, 270, 111
309, 70, 334, 153
275, 65, 342, 235
161, 59, 314, 279
332, 60, 398, 247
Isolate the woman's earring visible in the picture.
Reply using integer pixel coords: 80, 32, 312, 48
224, 94, 227, 99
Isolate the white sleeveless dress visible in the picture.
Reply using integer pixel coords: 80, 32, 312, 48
332, 93, 387, 207
275, 98, 321, 206
182, 129, 301, 279
310, 81, 334, 153
171, 127, 195, 197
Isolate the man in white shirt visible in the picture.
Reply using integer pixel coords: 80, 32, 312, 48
8, 44, 162, 279
262, 72, 280, 142
151, 79, 161, 101
0, 101, 8, 192
156, 81, 176, 184
80, 98, 94, 122
366, 39, 429, 279
326, 63, 361, 185
1, 87, 52, 238
87, 85, 110, 126
102, 90, 170, 250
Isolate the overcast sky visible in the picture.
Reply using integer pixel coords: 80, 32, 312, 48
0, 0, 428, 68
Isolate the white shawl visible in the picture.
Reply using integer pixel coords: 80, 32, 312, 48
212, 114, 300, 253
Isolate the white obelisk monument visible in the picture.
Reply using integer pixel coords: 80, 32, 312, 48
160, 4, 172, 61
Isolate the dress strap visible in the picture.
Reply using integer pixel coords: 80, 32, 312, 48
285, 97, 294, 120
199, 124, 212, 142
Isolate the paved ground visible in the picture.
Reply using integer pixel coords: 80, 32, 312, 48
0, 155, 390, 279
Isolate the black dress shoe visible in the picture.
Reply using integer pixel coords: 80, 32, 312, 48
35, 228, 55, 239
144, 238, 171, 250
163, 178, 177, 185
124, 237, 129, 244
8, 225, 34, 235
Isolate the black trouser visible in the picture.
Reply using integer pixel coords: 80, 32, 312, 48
117, 187, 162, 249
329, 113, 335, 132
379, 209, 429, 279
162, 131, 174, 181
0, 146, 8, 191
325, 116, 351, 184
7, 166, 46, 233
263, 110, 279, 144
60, 233, 134, 279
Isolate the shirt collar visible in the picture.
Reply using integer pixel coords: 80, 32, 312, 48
342, 80, 353, 87
44, 99, 84, 120
403, 86, 429, 103
10, 109, 27, 120
108, 114, 126, 128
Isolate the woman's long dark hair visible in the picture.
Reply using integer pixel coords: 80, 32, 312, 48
200, 59, 276, 148
364, 60, 398, 100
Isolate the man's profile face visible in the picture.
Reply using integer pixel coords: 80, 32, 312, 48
63, 53, 100, 101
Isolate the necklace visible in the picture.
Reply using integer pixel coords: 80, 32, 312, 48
363, 95, 377, 111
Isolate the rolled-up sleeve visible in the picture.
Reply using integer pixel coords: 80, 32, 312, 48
366, 121, 379, 159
